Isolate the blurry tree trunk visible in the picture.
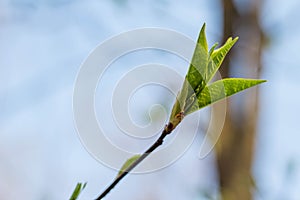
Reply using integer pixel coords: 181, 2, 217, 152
216, 0, 265, 199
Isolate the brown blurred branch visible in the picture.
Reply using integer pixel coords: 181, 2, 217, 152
216, 0, 266, 199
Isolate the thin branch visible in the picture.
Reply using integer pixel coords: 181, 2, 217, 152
95, 123, 174, 200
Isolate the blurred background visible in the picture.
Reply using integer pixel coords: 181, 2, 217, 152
1, 0, 300, 199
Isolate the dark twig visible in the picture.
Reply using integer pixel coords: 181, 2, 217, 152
95, 123, 174, 200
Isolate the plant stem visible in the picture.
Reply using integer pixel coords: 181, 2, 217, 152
95, 123, 174, 200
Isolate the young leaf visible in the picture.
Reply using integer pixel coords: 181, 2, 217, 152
211, 37, 238, 68
169, 23, 209, 126
70, 182, 87, 200
117, 155, 141, 177
206, 37, 239, 83
197, 23, 208, 52
195, 78, 266, 110
186, 23, 209, 91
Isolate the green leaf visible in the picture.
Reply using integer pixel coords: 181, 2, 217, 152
195, 78, 266, 110
198, 23, 208, 52
186, 23, 209, 91
117, 155, 141, 177
207, 37, 238, 82
169, 23, 209, 126
70, 182, 87, 200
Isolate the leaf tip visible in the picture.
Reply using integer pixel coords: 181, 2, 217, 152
258, 79, 267, 83
199, 23, 206, 38
198, 23, 208, 51
232, 37, 239, 44
201, 22, 206, 31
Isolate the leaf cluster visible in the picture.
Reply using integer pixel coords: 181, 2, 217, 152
169, 24, 265, 128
